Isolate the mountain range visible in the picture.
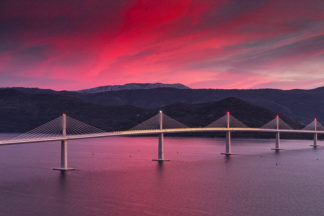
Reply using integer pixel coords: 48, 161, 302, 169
0, 83, 323, 133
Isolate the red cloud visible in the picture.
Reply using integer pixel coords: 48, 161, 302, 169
0, 0, 323, 90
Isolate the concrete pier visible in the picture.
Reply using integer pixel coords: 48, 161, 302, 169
272, 115, 283, 151
222, 112, 232, 156
311, 118, 319, 148
313, 133, 318, 148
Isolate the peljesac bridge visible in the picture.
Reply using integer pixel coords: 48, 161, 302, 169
0, 111, 323, 171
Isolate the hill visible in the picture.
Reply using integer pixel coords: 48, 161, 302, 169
5, 85, 324, 124
162, 97, 301, 128
0, 89, 154, 132
0, 89, 302, 135
77, 83, 190, 93
68, 87, 324, 124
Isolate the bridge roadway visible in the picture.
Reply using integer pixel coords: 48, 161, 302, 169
0, 127, 322, 146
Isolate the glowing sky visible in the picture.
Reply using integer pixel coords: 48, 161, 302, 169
1, 0, 324, 90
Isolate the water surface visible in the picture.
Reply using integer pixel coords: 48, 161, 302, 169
0, 135, 323, 216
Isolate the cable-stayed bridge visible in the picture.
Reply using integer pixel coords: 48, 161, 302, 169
0, 111, 323, 171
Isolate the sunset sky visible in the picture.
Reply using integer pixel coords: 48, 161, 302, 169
0, 0, 323, 90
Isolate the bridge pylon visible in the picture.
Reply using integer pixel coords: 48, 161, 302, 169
53, 113, 75, 171
153, 111, 170, 162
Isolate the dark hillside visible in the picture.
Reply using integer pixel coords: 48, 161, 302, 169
162, 97, 301, 128
0, 89, 154, 132
9, 86, 324, 124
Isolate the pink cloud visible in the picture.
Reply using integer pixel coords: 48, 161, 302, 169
0, 0, 323, 90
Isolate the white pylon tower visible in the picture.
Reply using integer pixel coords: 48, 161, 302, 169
153, 110, 170, 162
272, 114, 282, 151
222, 111, 232, 156
53, 113, 75, 171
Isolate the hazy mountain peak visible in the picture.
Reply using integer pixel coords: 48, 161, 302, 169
77, 83, 190, 93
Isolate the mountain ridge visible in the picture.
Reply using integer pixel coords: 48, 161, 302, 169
0, 89, 302, 133
77, 83, 190, 93
2, 84, 324, 124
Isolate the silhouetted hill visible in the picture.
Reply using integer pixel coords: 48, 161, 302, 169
162, 97, 301, 128
4, 86, 324, 124
68, 88, 324, 124
0, 89, 303, 136
1, 87, 58, 94
77, 83, 190, 93
0, 89, 154, 132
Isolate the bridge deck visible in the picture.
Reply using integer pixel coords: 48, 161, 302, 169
0, 127, 322, 146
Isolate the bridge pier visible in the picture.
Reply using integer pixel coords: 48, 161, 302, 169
53, 140, 75, 171
153, 111, 169, 162
153, 133, 169, 162
273, 131, 281, 150
53, 113, 75, 171
221, 131, 232, 156
272, 115, 283, 151
312, 133, 318, 148
311, 118, 319, 148
222, 112, 232, 156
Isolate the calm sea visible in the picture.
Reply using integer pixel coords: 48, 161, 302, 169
0, 134, 323, 216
